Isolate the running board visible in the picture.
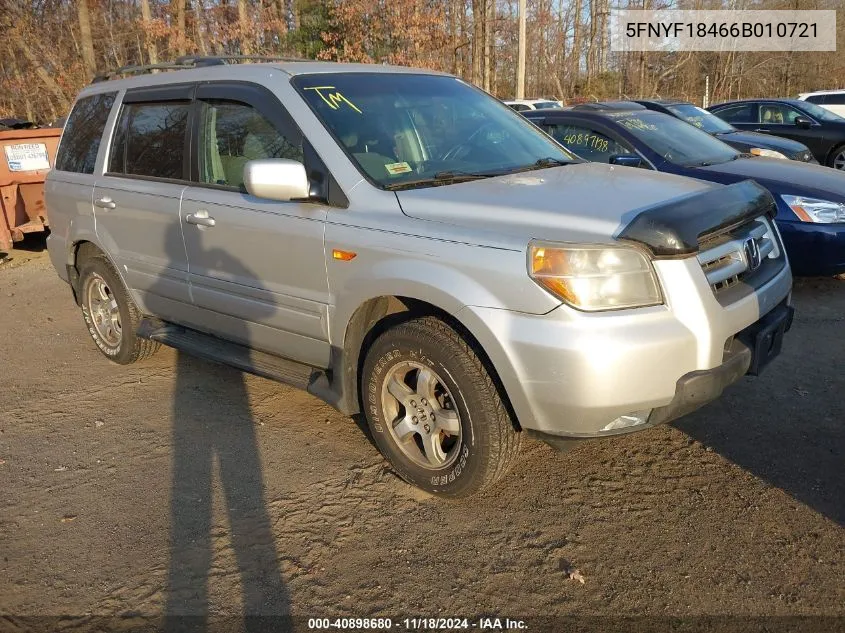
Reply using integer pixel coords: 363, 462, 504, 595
138, 318, 325, 392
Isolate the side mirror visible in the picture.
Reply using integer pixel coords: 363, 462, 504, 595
794, 116, 812, 129
243, 159, 309, 201
609, 154, 643, 168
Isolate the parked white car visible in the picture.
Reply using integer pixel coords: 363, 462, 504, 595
796, 90, 845, 118
504, 99, 562, 112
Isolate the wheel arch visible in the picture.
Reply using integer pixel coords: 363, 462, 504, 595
335, 295, 522, 432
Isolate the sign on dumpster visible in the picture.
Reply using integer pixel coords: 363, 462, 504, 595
4, 143, 50, 172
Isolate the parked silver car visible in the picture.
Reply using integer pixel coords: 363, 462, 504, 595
46, 58, 794, 497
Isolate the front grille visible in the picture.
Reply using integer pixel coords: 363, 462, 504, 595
697, 216, 784, 298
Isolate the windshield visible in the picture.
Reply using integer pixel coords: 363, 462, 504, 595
292, 73, 575, 189
612, 112, 739, 166
798, 101, 845, 122
665, 103, 735, 134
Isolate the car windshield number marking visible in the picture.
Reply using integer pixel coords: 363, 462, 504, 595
303, 86, 363, 114
618, 118, 658, 131
563, 133, 609, 153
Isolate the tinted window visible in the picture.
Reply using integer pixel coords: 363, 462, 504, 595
805, 94, 827, 104
545, 123, 632, 162
293, 73, 574, 189
198, 100, 303, 189
55, 92, 116, 174
610, 112, 738, 166
826, 93, 845, 105
713, 103, 754, 123
533, 101, 561, 109
109, 101, 190, 179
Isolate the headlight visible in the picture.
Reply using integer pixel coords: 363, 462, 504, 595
782, 195, 845, 223
749, 148, 788, 160
528, 242, 662, 311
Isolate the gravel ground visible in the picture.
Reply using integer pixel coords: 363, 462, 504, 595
1, 240, 843, 632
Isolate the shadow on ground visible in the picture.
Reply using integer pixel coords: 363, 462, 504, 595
674, 277, 845, 526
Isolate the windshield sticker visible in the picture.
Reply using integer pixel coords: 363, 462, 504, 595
385, 161, 413, 176
618, 118, 658, 131
684, 116, 705, 128
303, 86, 363, 114
561, 132, 609, 153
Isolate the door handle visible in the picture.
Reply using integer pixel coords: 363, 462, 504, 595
185, 211, 216, 227
754, 128, 770, 133
94, 197, 116, 209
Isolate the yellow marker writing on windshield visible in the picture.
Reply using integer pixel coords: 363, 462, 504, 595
304, 86, 362, 114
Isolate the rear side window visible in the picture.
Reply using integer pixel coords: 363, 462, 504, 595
826, 93, 845, 105
109, 101, 190, 180
804, 94, 827, 104
713, 103, 754, 123
55, 92, 116, 174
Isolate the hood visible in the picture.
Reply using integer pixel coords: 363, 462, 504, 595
694, 156, 845, 200
395, 162, 716, 245
717, 130, 811, 157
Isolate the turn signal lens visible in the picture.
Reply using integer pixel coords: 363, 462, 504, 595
528, 242, 662, 311
782, 195, 845, 223
332, 249, 357, 261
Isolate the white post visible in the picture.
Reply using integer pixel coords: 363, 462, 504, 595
704, 75, 710, 109
517, 0, 527, 99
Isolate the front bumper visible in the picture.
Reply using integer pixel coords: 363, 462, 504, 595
458, 256, 792, 438
777, 219, 845, 276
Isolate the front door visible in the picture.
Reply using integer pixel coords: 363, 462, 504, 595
94, 90, 194, 323
754, 102, 828, 158
180, 84, 331, 368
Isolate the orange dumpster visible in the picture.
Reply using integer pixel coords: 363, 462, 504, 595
0, 127, 62, 251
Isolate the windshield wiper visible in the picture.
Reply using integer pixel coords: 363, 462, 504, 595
383, 170, 494, 191
502, 157, 573, 175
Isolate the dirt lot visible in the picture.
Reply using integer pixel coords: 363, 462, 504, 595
1, 239, 843, 632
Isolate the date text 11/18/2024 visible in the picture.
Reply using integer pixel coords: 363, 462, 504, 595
307, 617, 528, 630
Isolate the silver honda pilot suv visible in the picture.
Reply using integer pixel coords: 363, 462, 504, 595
46, 58, 794, 497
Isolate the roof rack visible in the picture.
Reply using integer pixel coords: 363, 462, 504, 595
91, 55, 312, 83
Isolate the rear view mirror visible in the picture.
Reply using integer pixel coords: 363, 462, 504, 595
794, 116, 812, 129
243, 159, 309, 201
609, 154, 643, 168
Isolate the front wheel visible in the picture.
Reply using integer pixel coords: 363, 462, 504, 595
361, 316, 521, 497
827, 144, 845, 170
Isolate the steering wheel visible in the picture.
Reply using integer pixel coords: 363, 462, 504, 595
439, 121, 497, 162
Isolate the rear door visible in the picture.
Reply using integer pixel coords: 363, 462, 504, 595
94, 84, 194, 322
711, 102, 758, 132
180, 82, 331, 368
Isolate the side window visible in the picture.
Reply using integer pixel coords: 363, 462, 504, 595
55, 92, 116, 174
713, 104, 754, 123
545, 124, 632, 163
109, 101, 190, 179
805, 94, 827, 104
826, 93, 845, 105
759, 104, 805, 125
197, 100, 304, 190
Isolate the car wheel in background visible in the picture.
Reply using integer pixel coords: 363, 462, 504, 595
826, 144, 845, 170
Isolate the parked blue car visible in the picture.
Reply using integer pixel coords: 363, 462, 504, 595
525, 102, 845, 276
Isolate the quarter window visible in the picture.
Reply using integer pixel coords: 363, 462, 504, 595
108, 101, 190, 179
545, 124, 632, 162
197, 100, 303, 190
55, 92, 116, 174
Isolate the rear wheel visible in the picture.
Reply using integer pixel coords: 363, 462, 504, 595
361, 316, 521, 497
78, 254, 159, 364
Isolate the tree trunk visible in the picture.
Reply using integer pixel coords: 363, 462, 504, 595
238, 0, 252, 54
175, 0, 187, 56
471, 0, 483, 86
77, 0, 96, 78
483, 0, 493, 92
19, 39, 69, 109
516, 0, 526, 99
194, 0, 209, 56
140, 0, 159, 64
570, 0, 581, 93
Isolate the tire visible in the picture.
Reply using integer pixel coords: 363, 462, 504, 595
361, 316, 521, 497
78, 253, 160, 364
826, 144, 845, 170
